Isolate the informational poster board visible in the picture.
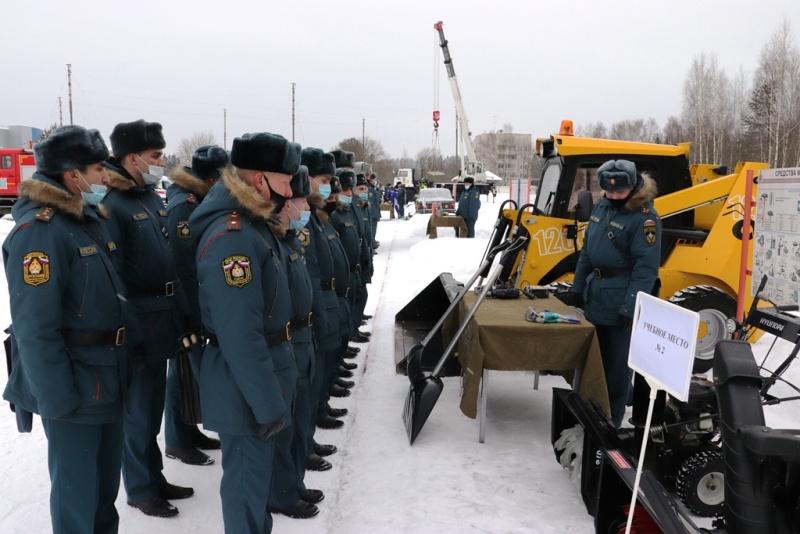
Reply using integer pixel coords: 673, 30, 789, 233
753, 167, 800, 303
628, 292, 699, 402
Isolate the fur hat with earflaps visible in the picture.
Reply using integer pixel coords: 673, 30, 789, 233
598, 159, 638, 192
331, 149, 355, 169
34, 125, 110, 174
192, 145, 230, 180
231, 133, 301, 175
301, 147, 336, 177
290, 165, 311, 197
109, 119, 166, 159
336, 169, 356, 190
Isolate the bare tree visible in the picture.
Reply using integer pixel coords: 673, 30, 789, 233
36, 123, 60, 142
608, 118, 661, 143
175, 131, 217, 166
576, 122, 608, 138
335, 136, 389, 164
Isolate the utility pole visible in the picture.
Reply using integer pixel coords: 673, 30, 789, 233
223, 108, 227, 149
58, 97, 63, 127
291, 83, 296, 142
361, 118, 365, 149
67, 64, 73, 125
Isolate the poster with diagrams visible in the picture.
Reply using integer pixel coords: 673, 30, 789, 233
753, 167, 800, 304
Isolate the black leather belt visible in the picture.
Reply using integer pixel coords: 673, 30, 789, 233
290, 313, 313, 330
336, 287, 350, 298
128, 281, 175, 298
321, 278, 335, 291
206, 323, 292, 348
63, 327, 125, 347
350, 264, 361, 273
593, 268, 631, 279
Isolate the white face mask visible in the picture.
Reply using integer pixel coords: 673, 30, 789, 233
136, 155, 165, 185
76, 171, 107, 206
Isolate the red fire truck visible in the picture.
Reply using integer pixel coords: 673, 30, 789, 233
0, 148, 36, 212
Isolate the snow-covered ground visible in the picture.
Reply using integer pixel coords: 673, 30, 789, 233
1, 189, 799, 533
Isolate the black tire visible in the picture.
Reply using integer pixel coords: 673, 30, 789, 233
676, 450, 725, 517
668, 285, 736, 373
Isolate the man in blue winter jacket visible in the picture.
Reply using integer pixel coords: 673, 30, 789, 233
3, 125, 136, 533
456, 176, 481, 237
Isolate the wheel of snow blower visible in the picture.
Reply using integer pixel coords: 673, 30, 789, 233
668, 286, 736, 373
676, 450, 725, 517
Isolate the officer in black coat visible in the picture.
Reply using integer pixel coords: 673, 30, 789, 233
367, 172, 382, 245
2, 126, 136, 533
103, 120, 194, 517
163, 145, 228, 466
189, 132, 298, 534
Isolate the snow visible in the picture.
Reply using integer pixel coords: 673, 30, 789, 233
1, 190, 799, 533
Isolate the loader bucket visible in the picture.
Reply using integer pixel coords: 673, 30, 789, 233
402, 374, 444, 445
394, 272, 463, 376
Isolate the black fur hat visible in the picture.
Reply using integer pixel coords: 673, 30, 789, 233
34, 125, 110, 174
356, 174, 368, 188
598, 159, 637, 192
231, 132, 300, 175
290, 165, 311, 197
463, 177, 475, 184
109, 119, 166, 159
329, 176, 342, 194
331, 149, 355, 169
369, 172, 377, 181
192, 145, 230, 180
336, 169, 356, 190
301, 147, 336, 177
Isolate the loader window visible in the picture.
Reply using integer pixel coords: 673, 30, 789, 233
536, 160, 561, 215
1, 156, 11, 169
568, 166, 604, 211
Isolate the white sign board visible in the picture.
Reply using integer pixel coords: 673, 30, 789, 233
752, 167, 800, 304
628, 292, 699, 402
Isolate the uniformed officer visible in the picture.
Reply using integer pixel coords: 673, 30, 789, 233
367, 172, 382, 248
2, 125, 134, 533
456, 176, 481, 238
163, 145, 229, 466
189, 132, 297, 534
267, 164, 326, 520
352, 174, 374, 336
104, 119, 194, 517
571, 159, 661, 427
300, 148, 347, 450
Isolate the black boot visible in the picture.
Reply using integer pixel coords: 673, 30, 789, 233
269, 500, 319, 519
191, 432, 221, 450
328, 407, 348, 418
316, 415, 344, 429
158, 482, 194, 500
349, 332, 370, 343
362, 314, 373, 320
347, 345, 361, 353
300, 488, 325, 504
329, 385, 351, 398
335, 378, 354, 389
165, 446, 214, 466
314, 443, 338, 457
127, 497, 179, 518
338, 367, 354, 379
340, 361, 357, 370
306, 453, 332, 471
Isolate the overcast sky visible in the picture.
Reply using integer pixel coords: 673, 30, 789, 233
4, 0, 799, 159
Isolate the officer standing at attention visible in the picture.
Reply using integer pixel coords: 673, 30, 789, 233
163, 145, 229, 466
268, 164, 326, 520
104, 120, 194, 517
366, 172, 381, 248
571, 159, 661, 427
299, 148, 346, 454
2, 125, 134, 533
189, 132, 297, 534
455, 176, 481, 238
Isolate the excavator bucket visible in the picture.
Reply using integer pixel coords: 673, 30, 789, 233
394, 272, 463, 376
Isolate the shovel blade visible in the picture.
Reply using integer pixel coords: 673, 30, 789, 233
402, 375, 444, 445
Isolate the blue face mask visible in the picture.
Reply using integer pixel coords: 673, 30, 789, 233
290, 210, 311, 230
318, 184, 332, 200
464, 185, 471, 190
357, 192, 368, 202
77, 172, 107, 206
340, 194, 352, 206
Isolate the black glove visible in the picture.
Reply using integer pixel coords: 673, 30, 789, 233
257, 416, 285, 441
618, 314, 633, 331
572, 293, 584, 309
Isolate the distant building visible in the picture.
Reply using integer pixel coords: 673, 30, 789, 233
0, 125, 43, 148
473, 131, 533, 182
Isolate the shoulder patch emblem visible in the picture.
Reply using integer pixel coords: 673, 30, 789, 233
222, 255, 252, 287
176, 220, 192, 240
34, 207, 55, 222
643, 219, 657, 246
23, 252, 50, 286
297, 228, 311, 247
